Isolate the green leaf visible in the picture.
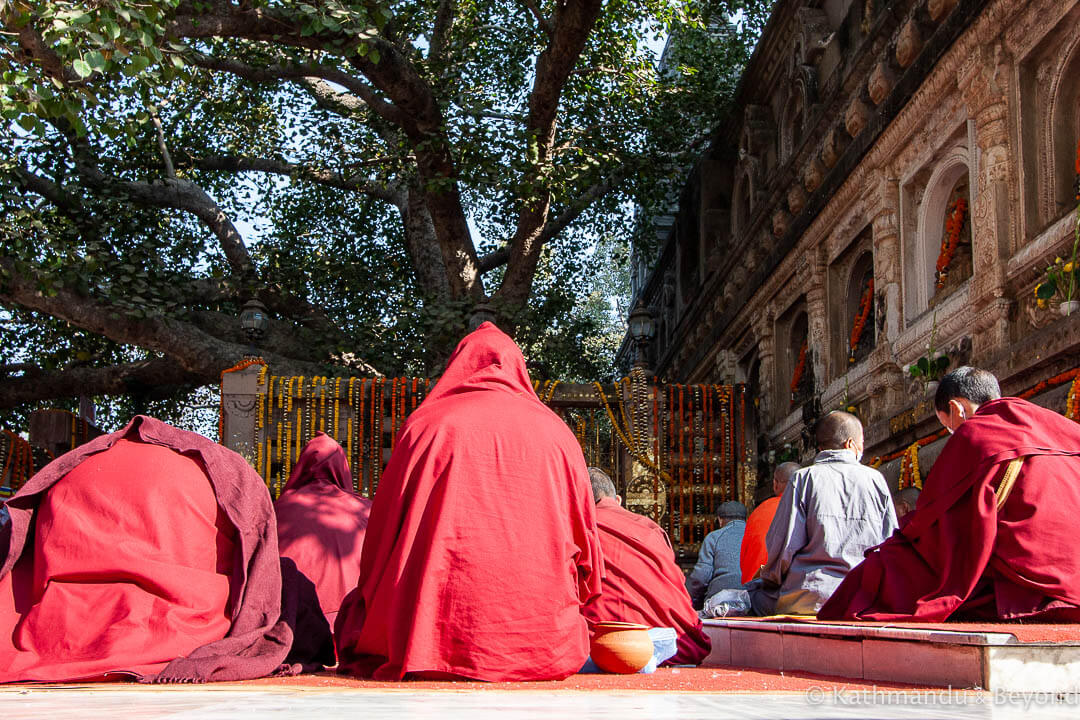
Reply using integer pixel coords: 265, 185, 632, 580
72, 59, 93, 78
1037, 280, 1057, 300
86, 51, 106, 72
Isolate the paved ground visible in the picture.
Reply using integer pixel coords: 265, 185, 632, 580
2, 670, 1079, 719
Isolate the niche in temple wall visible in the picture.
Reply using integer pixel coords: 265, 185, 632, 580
776, 303, 814, 411
900, 132, 974, 324
827, 231, 875, 378
1018, 5, 1080, 240
699, 152, 734, 271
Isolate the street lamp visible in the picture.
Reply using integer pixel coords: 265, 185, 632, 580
468, 301, 497, 331
627, 303, 655, 369
239, 299, 270, 352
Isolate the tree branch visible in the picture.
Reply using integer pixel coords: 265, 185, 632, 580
497, 0, 604, 307
520, 0, 553, 35
478, 247, 511, 273
191, 155, 402, 203
0, 357, 205, 409
75, 165, 254, 279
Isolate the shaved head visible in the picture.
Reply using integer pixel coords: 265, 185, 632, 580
893, 486, 921, 520
588, 467, 617, 503
815, 411, 864, 451
773, 461, 800, 496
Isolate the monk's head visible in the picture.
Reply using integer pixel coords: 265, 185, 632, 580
893, 486, 921, 520
815, 411, 864, 460
716, 501, 747, 528
772, 461, 800, 497
588, 467, 620, 505
934, 366, 1001, 434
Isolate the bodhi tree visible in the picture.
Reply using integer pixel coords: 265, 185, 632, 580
0, 0, 770, 424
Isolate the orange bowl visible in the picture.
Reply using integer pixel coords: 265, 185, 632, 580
589, 621, 653, 674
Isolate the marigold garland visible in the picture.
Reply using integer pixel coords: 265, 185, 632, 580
1066, 374, 1080, 422
936, 197, 968, 289
898, 443, 921, 490
849, 278, 875, 362
790, 341, 809, 397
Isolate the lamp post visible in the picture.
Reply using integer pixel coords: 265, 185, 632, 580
468, 301, 497, 331
239, 299, 270, 357
627, 303, 656, 371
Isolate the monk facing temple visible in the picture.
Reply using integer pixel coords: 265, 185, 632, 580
583, 468, 710, 666
821, 367, 1080, 622
334, 322, 604, 681
275, 432, 372, 628
686, 501, 747, 609
746, 412, 896, 616
892, 487, 921, 523
740, 462, 800, 583
0, 415, 331, 683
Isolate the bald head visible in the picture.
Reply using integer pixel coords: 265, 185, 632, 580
815, 411, 864, 452
588, 467, 617, 503
773, 461, 800, 497
893, 487, 921, 520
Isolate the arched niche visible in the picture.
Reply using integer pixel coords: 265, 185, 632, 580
844, 252, 876, 367
781, 91, 806, 164
1048, 33, 1080, 225
781, 308, 813, 409
909, 153, 972, 315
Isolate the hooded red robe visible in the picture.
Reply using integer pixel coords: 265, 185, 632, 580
334, 322, 604, 681
275, 432, 372, 628
584, 497, 710, 665
820, 397, 1080, 622
0, 415, 317, 683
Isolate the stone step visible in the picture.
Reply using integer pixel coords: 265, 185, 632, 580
701, 618, 1080, 692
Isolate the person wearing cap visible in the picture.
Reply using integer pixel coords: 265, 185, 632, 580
685, 500, 748, 609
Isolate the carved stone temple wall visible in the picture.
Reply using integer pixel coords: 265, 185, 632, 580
620, 0, 1080, 493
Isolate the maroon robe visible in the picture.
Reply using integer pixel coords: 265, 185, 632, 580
584, 498, 710, 665
820, 398, 1080, 622
275, 433, 371, 628
0, 415, 327, 682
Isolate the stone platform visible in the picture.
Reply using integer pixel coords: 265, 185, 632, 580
702, 617, 1080, 692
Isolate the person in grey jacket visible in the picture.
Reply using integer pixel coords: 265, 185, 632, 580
685, 501, 748, 609
745, 411, 897, 616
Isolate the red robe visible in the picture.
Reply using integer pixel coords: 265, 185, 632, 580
334, 322, 604, 681
0, 416, 306, 683
820, 397, 1080, 622
275, 432, 371, 628
584, 498, 710, 665
739, 496, 780, 584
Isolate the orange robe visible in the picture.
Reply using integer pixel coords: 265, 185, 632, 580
739, 496, 780, 584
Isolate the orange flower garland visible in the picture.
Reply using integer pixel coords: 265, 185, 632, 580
790, 341, 808, 397
936, 197, 968, 289
849, 277, 875, 362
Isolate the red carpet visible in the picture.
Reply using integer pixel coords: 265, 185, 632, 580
242, 666, 935, 693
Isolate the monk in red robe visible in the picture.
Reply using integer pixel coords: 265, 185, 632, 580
821, 367, 1080, 622
583, 468, 710, 665
739, 461, 799, 583
275, 432, 371, 628
0, 415, 329, 683
334, 322, 604, 681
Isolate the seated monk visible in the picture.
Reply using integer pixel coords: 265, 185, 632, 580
892, 487, 921, 523
334, 322, 603, 681
0, 415, 328, 683
583, 468, 710, 666
821, 367, 1080, 622
275, 432, 372, 628
686, 501, 747, 609
746, 411, 896, 616
739, 462, 800, 583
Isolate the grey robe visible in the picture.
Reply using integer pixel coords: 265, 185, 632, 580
746, 449, 897, 615
685, 519, 745, 608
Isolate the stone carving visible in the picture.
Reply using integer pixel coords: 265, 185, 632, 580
803, 158, 826, 194
820, 128, 843, 169
845, 98, 871, 138
868, 62, 895, 106
795, 7, 832, 66
896, 18, 923, 68
928, 0, 960, 23
787, 184, 808, 215
772, 208, 791, 238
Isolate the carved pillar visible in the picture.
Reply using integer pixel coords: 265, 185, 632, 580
869, 172, 902, 343
805, 250, 829, 387
220, 363, 263, 468
751, 307, 776, 427
960, 46, 1015, 360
